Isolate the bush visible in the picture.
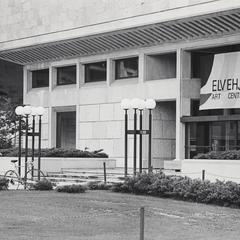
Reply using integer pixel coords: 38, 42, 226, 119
0, 178, 9, 190
0, 147, 108, 158
55, 184, 86, 193
111, 172, 240, 208
33, 179, 53, 190
193, 150, 240, 160
87, 181, 112, 190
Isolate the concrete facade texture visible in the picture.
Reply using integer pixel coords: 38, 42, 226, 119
1, 0, 240, 171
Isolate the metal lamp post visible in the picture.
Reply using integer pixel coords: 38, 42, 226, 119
145, 99, 156, 173
15, 105, 45, 185
15, 106, 24, 176
120, 99, 131, 178
121, 98, 156, 177
22, 105, 32, 189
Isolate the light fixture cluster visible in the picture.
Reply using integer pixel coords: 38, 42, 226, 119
15, 105, 45, 116
120, 98, 156, 110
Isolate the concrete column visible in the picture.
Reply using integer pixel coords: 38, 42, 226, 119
107, 58, 114, 86
138, 53, 145, 83
175, 49, 185, 160
23, 66, 28, 103
76, 105, 80, 149
48, 107, 56, 148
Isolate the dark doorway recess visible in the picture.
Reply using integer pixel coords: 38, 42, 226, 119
56, 111, 76, 149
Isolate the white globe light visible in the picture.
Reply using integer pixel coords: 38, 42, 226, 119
120, 99, 131, 110
131, 98, 141, 109
145, 99, 156, 109
31, 106, 38, 116
138, 99, 146, 110
36, 106, 45, 116
23, 105, 32, 115
15, 106, 24, 116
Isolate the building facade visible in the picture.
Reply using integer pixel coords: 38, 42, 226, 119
1, 0, 240, 170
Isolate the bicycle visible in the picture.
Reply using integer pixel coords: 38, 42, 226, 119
4, 159, 45, 190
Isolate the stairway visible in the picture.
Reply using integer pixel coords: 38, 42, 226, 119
45, 168, 127, 185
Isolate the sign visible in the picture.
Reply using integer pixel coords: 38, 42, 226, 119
200, 51, 240, 110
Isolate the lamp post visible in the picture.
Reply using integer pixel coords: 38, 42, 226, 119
120, 99, 131, 178
15, 106, 24, 176
145, 99, 156, 173
131, 98, 140, 176
138, 100, 145, 173
36, 106, 45, 181
23, 105, 32, 189
15, 105, 45, 185
121, 98, 156, 176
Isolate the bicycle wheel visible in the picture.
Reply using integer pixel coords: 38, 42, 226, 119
4, 170, 20, 190
26, 169, 45, 182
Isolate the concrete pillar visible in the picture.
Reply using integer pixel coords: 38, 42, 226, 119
175, 49, 184, 160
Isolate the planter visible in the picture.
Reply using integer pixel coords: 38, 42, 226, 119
182, 159, 240, 183
0, 157, 116, 176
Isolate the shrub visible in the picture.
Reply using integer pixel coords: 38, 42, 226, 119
111, 172, 240, 208
193, 150, 240, 160
0, 147, 108, 158
33, 179, 53, 190
87, 181, 112, 190
0, 178, 9, 190
55, 184, 86, 193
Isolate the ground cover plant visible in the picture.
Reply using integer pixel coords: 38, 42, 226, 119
111, 172, 240, 208
0, 147, 108, 158
193, 150, 240, 159
55, 184, 86, 193
87, 181, 112, 190
0, 178, 8, 190
32, 179, 54, 190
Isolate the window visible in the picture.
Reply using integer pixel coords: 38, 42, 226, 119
57, 65, 76, 85
145, 53, 176, 80
32, 69, 49, 88
85, 61, 106, 83
115, 57, 138, 79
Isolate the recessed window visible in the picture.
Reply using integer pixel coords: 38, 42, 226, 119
57, 65, 76, 85
146, 53, 176, 80
32, 69, 49, 88
115, 57, 138, 79
85, 61, 106, 83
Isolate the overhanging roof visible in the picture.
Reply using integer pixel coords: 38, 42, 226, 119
1, 9, 240, 65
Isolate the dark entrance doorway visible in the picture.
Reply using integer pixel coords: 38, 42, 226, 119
56, 111, 76, 149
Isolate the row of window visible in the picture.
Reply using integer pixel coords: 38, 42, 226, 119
31, 57, 139, 88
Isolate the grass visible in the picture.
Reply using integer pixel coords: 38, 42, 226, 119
0, 190, 239, 240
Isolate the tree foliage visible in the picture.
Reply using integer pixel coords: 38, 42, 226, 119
0, 96, 18, 149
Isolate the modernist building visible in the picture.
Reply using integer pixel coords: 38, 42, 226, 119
1, 0, 240, 174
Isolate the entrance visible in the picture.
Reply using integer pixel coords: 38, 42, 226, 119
56, 111, 76, 149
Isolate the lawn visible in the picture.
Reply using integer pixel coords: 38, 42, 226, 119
0, 190, 239, 240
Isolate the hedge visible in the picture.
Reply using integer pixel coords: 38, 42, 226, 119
111, 172, 240, 208
55, 184, 86, 193
193, 150, 240, 160
0, 147, 108, 158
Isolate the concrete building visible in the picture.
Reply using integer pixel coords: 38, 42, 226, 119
1, 0, 240, 178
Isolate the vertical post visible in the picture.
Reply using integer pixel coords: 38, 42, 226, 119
24, 115, 29, 189
38, 115, 42, 181
140, 207, 144, 240
202, 169, 205, 181
133, 109, 137, 176
31, 116, 35, 180
18, 116, 22, 176
148, 109, 152, 173
124, 109, 128, 178
103, 162, 106, 184
139, 110, 143, 173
